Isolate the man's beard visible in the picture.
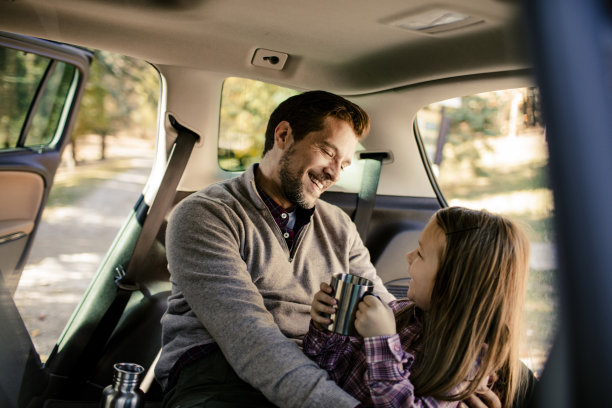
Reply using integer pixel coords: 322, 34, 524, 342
279, 145, 315, 209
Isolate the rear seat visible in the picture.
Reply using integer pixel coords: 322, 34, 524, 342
374, 229, 420, 299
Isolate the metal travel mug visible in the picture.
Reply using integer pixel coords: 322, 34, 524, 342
327, 273, 374, 336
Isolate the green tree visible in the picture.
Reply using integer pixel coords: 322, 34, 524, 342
72, 49, 158, 162
438, 94, 507, 177
72, 50, 109, 161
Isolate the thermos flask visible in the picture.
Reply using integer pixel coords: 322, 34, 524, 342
100, 362, 145, 408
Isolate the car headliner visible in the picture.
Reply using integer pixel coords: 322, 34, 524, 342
0, 0, 528, 94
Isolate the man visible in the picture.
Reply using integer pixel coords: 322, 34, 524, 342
156, 91, 395, 407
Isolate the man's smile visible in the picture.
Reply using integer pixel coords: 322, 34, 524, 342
308, 172, 328, 194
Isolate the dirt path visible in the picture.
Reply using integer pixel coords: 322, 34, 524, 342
13, 137, 154, 361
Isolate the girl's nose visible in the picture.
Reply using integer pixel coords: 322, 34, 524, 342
406, 250, 416, 265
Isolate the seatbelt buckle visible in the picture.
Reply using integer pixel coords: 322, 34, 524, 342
114, 265, 139, 291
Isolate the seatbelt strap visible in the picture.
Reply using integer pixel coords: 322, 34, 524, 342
124, 115, 199, 284
75, 115, 199, 382
353, 152, 387, 242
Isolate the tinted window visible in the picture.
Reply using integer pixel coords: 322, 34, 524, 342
27, 62, 77, 147
0, 47, 79, 150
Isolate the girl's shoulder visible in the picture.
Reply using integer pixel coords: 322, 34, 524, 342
390, 298, 414, 313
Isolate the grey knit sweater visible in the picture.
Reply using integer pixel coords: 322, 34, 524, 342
155, 164, 394, 407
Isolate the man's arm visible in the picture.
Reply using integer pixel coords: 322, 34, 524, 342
166, 197, 359, 408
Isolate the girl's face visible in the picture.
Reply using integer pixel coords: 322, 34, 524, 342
406, 219, 445, 311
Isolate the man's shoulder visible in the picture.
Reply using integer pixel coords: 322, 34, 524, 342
314, 198, 352, 223
169, 177, 253, 223
186, 172, 251, 205
178, 181, 234, 206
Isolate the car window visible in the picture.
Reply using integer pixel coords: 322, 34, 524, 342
218, 77, 368, 192
219, 77, 300, 172
27, 62, 78, 147
0, 46, 79, 150
415, 87, 557, 377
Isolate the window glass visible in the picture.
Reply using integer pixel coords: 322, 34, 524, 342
219, 77, 300, 172
27, 62, 78, 147
415, 87, 556, 377
0, 47, 54, 148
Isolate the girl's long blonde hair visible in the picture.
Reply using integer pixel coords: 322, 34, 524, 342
396, 206, 530, 407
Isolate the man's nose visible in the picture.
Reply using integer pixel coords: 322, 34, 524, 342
325, 160, 341, 182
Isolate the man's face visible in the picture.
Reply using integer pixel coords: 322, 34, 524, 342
279, 116, 358, 209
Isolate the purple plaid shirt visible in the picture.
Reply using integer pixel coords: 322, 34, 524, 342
303, 300, 469, 408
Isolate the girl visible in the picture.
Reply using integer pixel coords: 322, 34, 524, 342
304, 206, 531, 407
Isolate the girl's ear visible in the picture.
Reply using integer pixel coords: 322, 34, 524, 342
274, 121, 293, 150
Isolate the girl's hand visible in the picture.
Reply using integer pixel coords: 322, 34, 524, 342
354, 294, 396, 338
460, 372, 501, 408
310, 282, 337, 330
460, 389, 501, 408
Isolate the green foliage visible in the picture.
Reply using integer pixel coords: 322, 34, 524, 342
27, 62, 77, 146
1, 46, 158, 160
218, 78, 299, 171
73, 50, 110, 139
446, 95, 503, 140
72, 49, 159, 158
441, 94, 506, 166
0, 48, 50, 147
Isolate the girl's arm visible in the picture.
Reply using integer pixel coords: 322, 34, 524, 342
356, 297, 459, 407
305, 283, 363, 382
303, 320, 356, 381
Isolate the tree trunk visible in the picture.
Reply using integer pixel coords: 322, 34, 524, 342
100, 132, 106, 160
71, 139, 79, 165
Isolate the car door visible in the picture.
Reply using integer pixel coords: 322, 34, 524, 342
0, 32, 91, 293
0, 31, 90, 408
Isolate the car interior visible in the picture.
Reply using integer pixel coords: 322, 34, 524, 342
1, 0, 610, 407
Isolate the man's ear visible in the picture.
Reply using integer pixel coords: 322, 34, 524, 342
274, 121, 293, 150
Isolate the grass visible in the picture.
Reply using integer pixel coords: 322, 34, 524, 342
442, 162, 550, 199
47, 157, 139, 207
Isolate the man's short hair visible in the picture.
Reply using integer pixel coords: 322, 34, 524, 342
262, 90, 370, 155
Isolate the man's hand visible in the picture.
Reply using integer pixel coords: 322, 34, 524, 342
310, 282, 337, 330
354, 294, 396, 338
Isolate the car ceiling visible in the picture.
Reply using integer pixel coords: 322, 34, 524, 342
0, 0, 529, 94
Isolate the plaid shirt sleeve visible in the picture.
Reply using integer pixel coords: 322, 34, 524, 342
303, 321, 353, 379
364, 335, 460, 408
